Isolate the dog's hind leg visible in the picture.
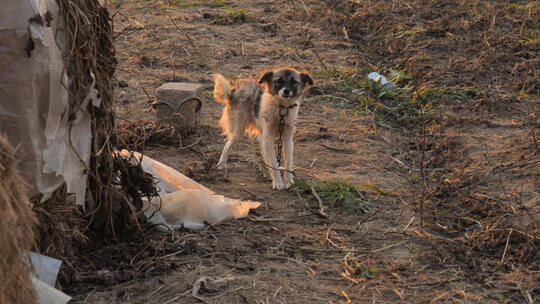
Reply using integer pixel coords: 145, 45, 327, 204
217, 138, 236, 169
217, 114, 245, 169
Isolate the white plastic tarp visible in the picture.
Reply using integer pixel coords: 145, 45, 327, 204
119, 150, 261, 230
0, 0, 95, 205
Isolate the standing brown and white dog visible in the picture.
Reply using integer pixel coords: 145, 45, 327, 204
213, 68, 314, 190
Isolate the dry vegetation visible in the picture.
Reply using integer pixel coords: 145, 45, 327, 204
65, 0, 538, 303
0, 135, 37, 304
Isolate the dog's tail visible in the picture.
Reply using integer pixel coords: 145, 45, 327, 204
213, 74, 232, 104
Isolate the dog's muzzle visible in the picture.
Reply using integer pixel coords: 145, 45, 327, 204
280, 88, 293, 98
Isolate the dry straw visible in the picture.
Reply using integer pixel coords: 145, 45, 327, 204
32, 0, 159, 260
0, 134, 37, 304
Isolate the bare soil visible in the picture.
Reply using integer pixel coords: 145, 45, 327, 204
67, 1, 538, 303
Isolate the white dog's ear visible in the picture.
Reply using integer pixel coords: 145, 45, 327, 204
258, 71, 273, 84
300, 71, 314, 86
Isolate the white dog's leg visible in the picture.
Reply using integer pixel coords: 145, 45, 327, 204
282, 132, 295, 189
261, 131, 285, 190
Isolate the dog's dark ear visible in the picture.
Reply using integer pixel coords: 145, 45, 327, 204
258, 71, 273, 84
300, 71, 314, 86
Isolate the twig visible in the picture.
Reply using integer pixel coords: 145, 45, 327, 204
192, 295, 211, 304
299, 0, 311, 15
166, 14, 198, 53
342, 26, 349, 41
320, 144, 354, 154
139, 81, 153, 102
130, 240, 153, 269
228, 158, 269, 180
249, 215, 313, 222
341, 289, 352, 304
531, 126, 539, 152
371, 240, 408, 253
309, 185, 328, 218
359, 206, 382, 224
296, 189, 328, 218
312, 49, 328, 72
325, 223, 342, 249
178, 139, 201, 150
501, 229, 513, 264
497, 173, 539, 253
162, 296, 180, 304
290, 0, 296, 11
410, 55, 426, 227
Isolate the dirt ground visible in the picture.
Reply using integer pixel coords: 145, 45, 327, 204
67, 0, 538, 303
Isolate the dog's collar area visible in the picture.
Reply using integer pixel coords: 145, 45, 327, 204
279, 103, 298, 109
278, 103, 297, 115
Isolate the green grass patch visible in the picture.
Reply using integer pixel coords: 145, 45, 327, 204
360, 183, 387, 195
207, 0, 231, 8
292, 177, 370, 214
343, 70, 479, 127
311, 67, 479, 128
210, 7, 246, 24
417, 87, 480, 102
508, 2, 540, 13
519, 32, 540, 48
393, 25, 426, 39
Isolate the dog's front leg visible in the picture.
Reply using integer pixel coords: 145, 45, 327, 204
261, 131, 285, 190
282, 129, 295, 189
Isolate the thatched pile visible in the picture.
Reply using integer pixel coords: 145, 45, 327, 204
32, 0, 159, 259
0, 134, 37, 304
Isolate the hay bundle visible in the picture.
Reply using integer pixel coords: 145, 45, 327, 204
0, 134, 37, 304
51, 0, 158, 240
28, 0, 158, 262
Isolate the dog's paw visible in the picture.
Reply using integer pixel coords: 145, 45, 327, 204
284, 174, 295, 189
216, 162, 227, 170
272, 179, 285, 190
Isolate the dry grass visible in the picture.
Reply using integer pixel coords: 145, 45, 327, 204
61, 0, 539, 302
117, 118, 187, 150
0, 134, 37, 304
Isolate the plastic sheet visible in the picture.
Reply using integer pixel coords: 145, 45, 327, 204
120, 150, 213, 195
119, 151, 261, 230
26, 252, 62, 287
30, 276, 71, 304
144, 189, 261, 230
0, 0, 94, 205
26, 251, 71, 304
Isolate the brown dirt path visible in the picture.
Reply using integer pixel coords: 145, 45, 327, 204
69, 1, 538, 303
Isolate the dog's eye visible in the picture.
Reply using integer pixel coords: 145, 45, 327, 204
291, 80, 298, 87
274, 79, 283, 86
